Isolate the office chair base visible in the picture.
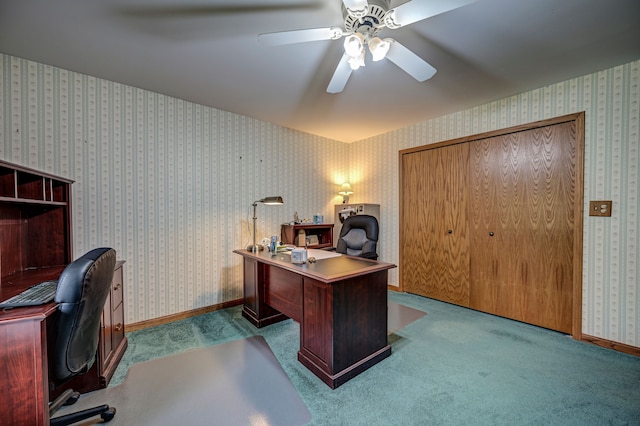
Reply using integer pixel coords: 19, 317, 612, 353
63, 391, 80, 406
50, 405, 116, 425
49, 389, 79, 416
50, 389, 116, 425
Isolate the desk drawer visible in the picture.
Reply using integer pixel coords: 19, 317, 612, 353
265, 265, 302, 323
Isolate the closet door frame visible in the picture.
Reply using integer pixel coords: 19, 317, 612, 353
399, 112, 585, 339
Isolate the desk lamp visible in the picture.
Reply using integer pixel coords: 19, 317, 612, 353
247, 196, 284, 252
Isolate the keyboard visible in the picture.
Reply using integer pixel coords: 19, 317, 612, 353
0, 280, 58, 308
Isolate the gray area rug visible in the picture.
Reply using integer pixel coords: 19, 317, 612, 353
52, 335, 311, 426
388, 300, 426, 334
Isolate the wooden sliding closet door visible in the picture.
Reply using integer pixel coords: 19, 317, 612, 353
401, 143, 470, 306
399, 113, 583, 336
469, 122, 577, 333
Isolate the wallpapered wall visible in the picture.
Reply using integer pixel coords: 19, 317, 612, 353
1, 53, 638, 347
349, 59, 639, 347
0, 53, 348, 323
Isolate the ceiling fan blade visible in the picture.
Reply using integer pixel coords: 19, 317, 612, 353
385, 0, 476, 28
342, 0, 369, 17
259, 27, 343, 46
327, 54, 354, 93
118, 3, 324, 18
385, 40, 436, 82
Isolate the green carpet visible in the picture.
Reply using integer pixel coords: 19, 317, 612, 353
112, 292, 640, 425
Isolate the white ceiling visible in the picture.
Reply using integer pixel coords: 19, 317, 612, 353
1, 0, 639, 142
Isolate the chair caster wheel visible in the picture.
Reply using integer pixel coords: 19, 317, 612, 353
101, 407, 116, 422
64, 392, 81, 406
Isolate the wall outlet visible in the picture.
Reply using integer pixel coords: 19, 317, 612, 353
589, 200, 612, 217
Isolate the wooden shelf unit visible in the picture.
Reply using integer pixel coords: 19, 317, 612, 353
281, 223, 334, 249
0, 161, 73, 277
0, 163, 69, 204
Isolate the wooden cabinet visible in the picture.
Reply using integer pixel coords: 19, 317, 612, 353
0, 160, 127, 398
400, 114, 584, 335
281, 223, 334, 248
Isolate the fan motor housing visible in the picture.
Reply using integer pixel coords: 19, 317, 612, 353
344, 0, 389, 34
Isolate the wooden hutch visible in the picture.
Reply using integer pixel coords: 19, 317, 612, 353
0, 160, 127, 424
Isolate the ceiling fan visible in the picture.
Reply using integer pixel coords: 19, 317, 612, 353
259, 0, 475, 93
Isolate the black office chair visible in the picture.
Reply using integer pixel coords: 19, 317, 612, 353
48, 248, 117, 425
336, 214, 379, 260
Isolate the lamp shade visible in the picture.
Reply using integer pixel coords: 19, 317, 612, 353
343, 33, 365, 58
368, 37, 391, 61
259, 196, 284, 205
348, 50, 366, 70
338, 183, 354, 195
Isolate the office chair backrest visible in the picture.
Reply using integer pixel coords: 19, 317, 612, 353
336, 215, 379, 260
51, 247, 116, 383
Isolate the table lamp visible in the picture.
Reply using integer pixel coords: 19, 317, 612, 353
338, 182, 353, 203
247, 196, 284, 252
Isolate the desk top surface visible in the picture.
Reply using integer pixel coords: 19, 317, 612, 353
234, 249, 396, 283
0, 266, 65, 321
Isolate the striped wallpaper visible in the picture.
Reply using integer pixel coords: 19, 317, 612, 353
1, 53, 638, 348
0, 53, 348, 323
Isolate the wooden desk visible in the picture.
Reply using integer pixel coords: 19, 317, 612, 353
0, 264, 127, 425
0, 267, 65, 425
234, 249, 396, 389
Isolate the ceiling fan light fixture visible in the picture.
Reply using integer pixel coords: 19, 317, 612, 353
344, 32, 365, 58
368, 37, 390, 61
348, 50, 366, 70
